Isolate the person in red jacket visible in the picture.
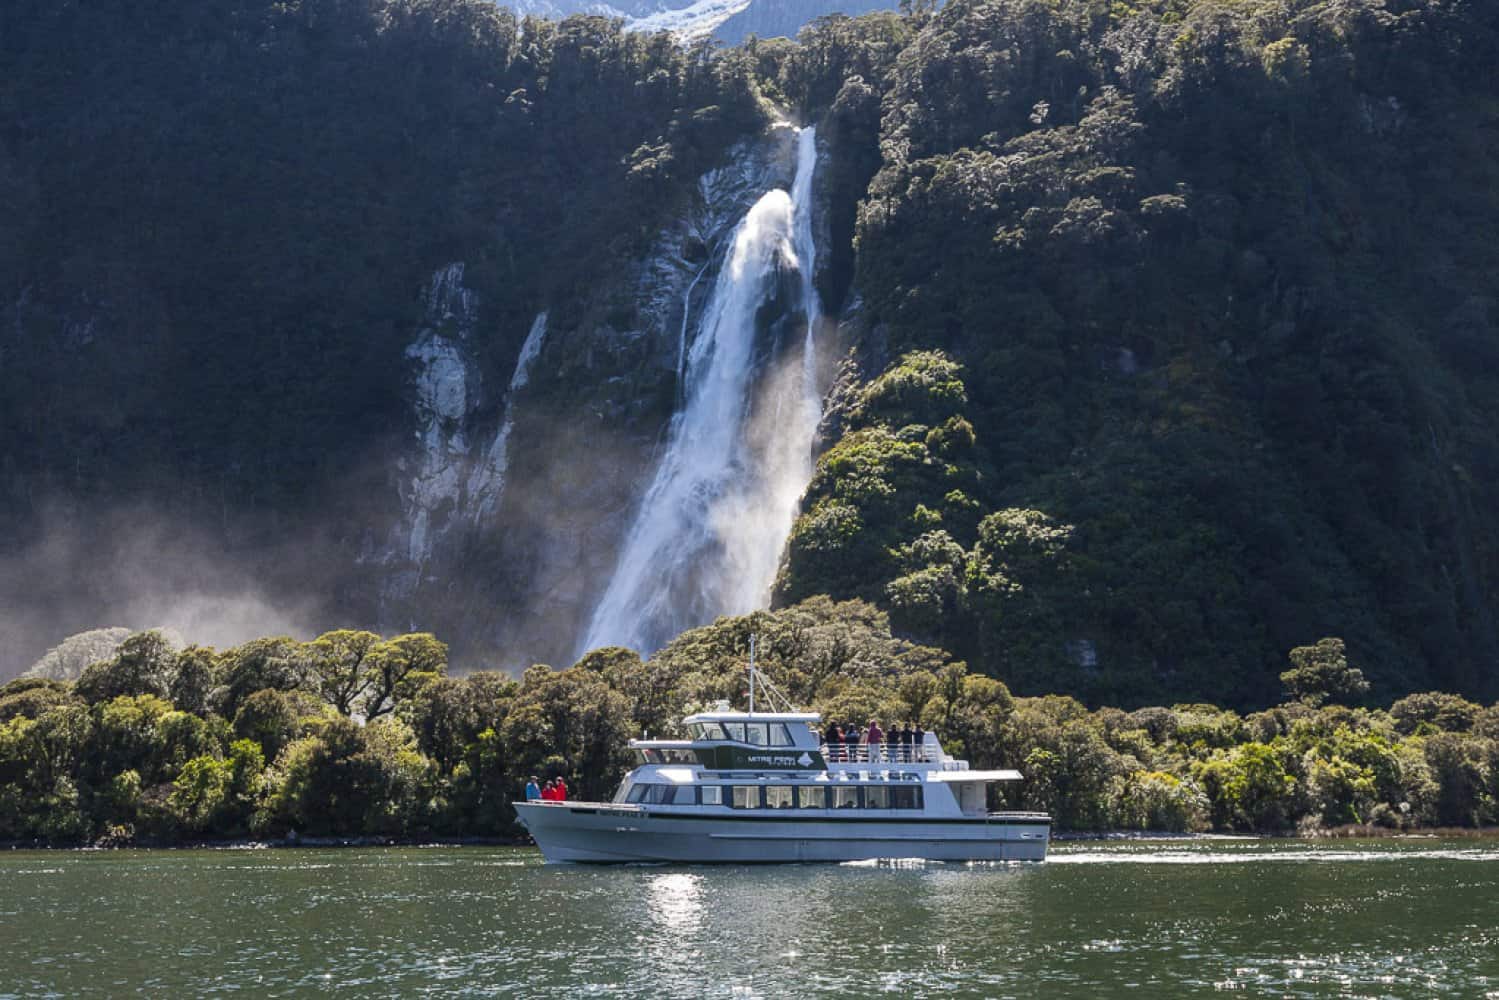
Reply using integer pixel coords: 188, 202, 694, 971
540, 779, 557, 801
555, 777, 568, 801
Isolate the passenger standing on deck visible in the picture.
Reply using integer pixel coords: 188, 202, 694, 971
824, 721, 842, 761
913, 725, 927, 761
540, 779, 556, 801
845, 724, 862, 761
866, 719, 884, 762
901, 722, 915, 762
555, 776, 569, 802
525, 776, 542, 801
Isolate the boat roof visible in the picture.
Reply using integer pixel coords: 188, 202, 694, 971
682, 711, 821, 724
930, 770, 1023, 782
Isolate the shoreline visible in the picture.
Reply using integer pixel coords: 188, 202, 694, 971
1, 834, 533, 852
1055, 825, 1499, 842
8, 826, 1499, 851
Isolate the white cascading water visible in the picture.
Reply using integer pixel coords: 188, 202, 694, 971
466, 310, 548, 523
676, 262, 710, 405
582, 126, 825, 656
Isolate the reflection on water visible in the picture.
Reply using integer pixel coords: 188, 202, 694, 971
2, 839, 1497, 998
1055, 846, 1499, 864
646, 872, 704, 934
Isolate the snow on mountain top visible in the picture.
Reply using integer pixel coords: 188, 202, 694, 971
626, 0, 754, 40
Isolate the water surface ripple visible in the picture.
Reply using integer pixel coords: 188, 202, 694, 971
2, 838, 1496, 998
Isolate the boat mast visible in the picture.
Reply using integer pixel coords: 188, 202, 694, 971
744, 637, 796, 715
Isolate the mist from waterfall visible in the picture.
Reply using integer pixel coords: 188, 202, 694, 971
580, 126, 826, 656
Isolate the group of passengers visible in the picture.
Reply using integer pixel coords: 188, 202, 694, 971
821, 719, 927, 763
524, 776, 568, 802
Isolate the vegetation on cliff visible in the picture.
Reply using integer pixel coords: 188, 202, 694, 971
0, 3, 771, 670
766, 0, 1499, 706
2, 3, 765, 514
4, 615, 1497, 845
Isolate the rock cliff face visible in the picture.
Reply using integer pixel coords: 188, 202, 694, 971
377, 263, 549, 612
380, 263, 485, 601
377, 126, 808, 669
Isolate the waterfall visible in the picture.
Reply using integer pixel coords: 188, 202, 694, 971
467, 311, 548, 524
676, 261, 710, 405
581, 126, 825, 656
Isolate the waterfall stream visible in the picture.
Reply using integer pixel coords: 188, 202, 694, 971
467, 310, 548, 524
581, 126, 825, 656
676, 261, 710, 406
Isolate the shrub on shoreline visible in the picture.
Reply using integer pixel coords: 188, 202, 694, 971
2, 610, 1497, 846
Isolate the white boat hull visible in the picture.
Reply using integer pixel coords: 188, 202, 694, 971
515, 802, 1050, 864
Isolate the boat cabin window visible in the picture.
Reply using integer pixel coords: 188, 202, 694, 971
687, 720, 802, 745
637, 748, 696, 765
701, 786, 723, 806
796, 786, 826, 809
862, 786, 890, 809
891, 786, 923, 810
730, 786, 759, 809
765, 786, 794, 809
626, 784, 692, 805
832, 786, 859, 810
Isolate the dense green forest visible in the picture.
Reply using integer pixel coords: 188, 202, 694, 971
0, 1, 771, 671
4, 0, 1499, 706
4, 612, 1498, 845
0, 1, 761, 507
771, 0, 1499, 707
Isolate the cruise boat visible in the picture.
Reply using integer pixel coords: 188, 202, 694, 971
514, 658, 1050, 864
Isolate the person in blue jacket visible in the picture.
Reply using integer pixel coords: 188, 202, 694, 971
524, 776, 542, 801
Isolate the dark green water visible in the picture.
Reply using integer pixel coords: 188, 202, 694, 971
2, 839, 1497, 998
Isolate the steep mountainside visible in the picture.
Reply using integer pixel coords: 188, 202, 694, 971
2, 0, 1497, 709
0, 3, 766, 674
775, 0, 1499, 705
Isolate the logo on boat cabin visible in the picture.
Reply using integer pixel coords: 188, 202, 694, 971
745, 752, 810, 768
703, 746, 825, 770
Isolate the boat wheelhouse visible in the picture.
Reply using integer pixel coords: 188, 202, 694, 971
515, 665, 1050, 863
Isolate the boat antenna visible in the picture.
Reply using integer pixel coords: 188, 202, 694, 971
744, 634, 797, 714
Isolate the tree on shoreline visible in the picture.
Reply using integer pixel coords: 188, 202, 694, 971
1281, 638, 1370, 708
1, 610, 1497, 846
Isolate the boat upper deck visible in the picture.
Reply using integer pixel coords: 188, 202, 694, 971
626, 698, 1022, 789
632, 711, 971, 774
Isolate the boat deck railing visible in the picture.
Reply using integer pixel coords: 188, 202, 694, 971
820, 743, 939, 765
